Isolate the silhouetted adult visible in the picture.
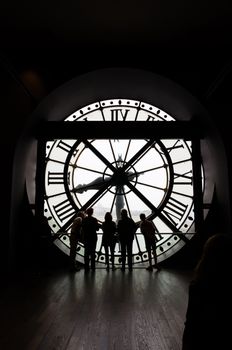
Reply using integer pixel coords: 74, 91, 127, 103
117, 208, 136, 271
102, 212, 117, 271
69, 211, 85, 272
82, 207, 100, 272
139, 213, 160, 271
182, 233, 232, 350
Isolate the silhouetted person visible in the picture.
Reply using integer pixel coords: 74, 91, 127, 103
102, 212, 117, 271
117, 208, 136, 271
82, 207, 100, 272
139, 213, 160, 271
182, 233, 232, 350
69, 211, 85, 272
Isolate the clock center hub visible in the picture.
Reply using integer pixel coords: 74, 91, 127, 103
112, 169, 129, 186
103, 162, 138, 195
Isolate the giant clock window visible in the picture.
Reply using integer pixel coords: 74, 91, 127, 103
42, 99, 205, 266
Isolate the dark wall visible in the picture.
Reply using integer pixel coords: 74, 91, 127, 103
0, 65, 35, 272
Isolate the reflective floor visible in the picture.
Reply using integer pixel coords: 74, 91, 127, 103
0, 266, 192, 350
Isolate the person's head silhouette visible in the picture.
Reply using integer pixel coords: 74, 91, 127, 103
194, 233, 232, 283
86, 207, 94, 216
121, 208, 128, 219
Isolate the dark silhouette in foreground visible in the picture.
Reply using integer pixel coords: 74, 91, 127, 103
182, 233, 232, 350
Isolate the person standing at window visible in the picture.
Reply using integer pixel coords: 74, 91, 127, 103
69, 211, 85, 272
102, 212, 117, 271
139, 213, 160, 271
117, 208, 136, 272
82, 207, 100, 272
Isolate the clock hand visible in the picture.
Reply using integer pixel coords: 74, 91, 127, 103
73, 167, 141, 194
73, 175, 111, 193
73, 168, 143, 224
127, 171, 144, 181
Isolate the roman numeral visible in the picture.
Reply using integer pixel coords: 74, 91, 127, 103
48, 171, 70, 185
174, 170, 192, 185
53, 199, 75, 222
111, 108, 130, 121
146, 115, 156, 121
155, 233, 163, 241
57, 140, 78, 157
163, 197, 188, 226
166, 140, 184, 153
57, 140, 73, 153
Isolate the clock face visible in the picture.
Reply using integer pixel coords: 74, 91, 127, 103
43, 98, 201, 265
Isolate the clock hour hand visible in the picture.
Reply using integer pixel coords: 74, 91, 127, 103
73, 167, 141, 194
73, 175, 111, 193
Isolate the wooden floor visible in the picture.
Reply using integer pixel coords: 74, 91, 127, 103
0, 266, 192, 350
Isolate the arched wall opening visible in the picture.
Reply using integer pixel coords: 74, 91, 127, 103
10, 68, 231, 269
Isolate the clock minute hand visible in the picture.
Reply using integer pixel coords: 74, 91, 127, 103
127, 171, 144, 181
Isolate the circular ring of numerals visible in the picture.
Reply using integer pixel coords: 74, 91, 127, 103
44, 98, 201, 265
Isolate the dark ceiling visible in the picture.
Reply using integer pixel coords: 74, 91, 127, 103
1, 1, 232, 103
